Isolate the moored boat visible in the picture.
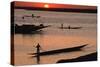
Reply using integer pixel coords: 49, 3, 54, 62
12, 24, 50, 34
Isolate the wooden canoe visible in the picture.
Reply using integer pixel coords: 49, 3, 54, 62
29, 44, 87, 57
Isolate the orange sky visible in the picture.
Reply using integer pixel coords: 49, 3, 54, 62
13, 1, 97, 10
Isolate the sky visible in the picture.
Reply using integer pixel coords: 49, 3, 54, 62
14, 1, 97, 10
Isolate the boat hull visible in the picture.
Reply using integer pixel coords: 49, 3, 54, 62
30, 44, 87, 57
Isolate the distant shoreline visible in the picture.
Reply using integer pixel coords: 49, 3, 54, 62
11, 1, 97, 13
14, 7, 97, 13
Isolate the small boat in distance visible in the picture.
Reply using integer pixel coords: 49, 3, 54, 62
59, 24, 82, 29
22, 14, 41, 19
13, 24, 50, 34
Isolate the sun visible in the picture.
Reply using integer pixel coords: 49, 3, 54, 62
44, 4, 49, 8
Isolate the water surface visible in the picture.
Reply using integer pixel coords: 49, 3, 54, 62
14, 9, 97, 65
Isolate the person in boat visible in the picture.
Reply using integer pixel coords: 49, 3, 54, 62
22, 16, 24, 19
61, 24, 63, 29
39, 24, 44, 27
36, 43, 41, 64
68, 25, 71, 29
32, 14, 34, 18
32, 14, 41, 18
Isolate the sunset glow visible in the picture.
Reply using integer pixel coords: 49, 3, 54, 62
14, 1, 97, 10
44, 4, 49, 8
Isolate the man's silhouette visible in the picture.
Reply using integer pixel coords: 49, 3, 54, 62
36, 43, 41, 64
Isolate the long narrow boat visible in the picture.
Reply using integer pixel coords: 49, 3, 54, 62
59, 26, 82, 29
30, 44, 87, 57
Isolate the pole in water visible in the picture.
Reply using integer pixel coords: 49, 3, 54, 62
36, 43, 41, 64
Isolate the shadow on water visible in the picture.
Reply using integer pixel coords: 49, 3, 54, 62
15, 30, 45, 35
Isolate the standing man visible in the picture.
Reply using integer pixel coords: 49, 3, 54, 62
36, 43, 41, 64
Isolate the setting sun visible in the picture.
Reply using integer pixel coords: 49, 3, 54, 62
44, 4, 49, 8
